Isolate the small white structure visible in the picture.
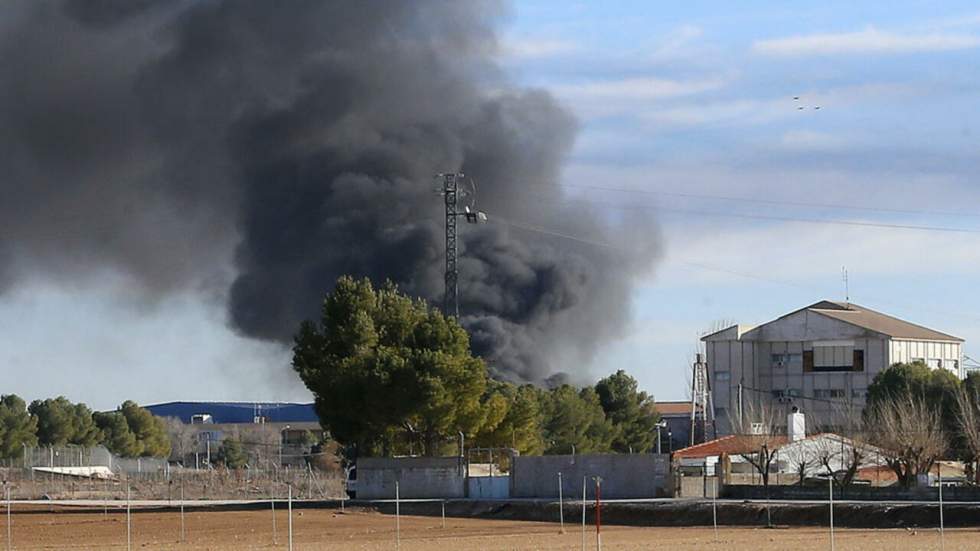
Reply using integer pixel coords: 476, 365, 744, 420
788, 407, 806, 442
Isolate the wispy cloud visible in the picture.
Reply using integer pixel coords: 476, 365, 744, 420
501, 38, 579, 60
754, 26, 980, 56
555, 76, 725, 102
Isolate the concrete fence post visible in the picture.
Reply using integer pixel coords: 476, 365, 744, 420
395, 480, 401, 551
558, 472, 565, 534
126, 484, 132, 551
939, 464, 945, 551
829, 477, 835, 551
6, 484, 11, 551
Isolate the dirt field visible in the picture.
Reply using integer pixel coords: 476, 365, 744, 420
7, 506, 980, 550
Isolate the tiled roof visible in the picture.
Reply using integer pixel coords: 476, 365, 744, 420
808, 301, 962, 342
673, 434, 788, 459
654, 401, 693, 416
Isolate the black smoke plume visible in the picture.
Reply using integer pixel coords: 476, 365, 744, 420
0, 1, 659, 383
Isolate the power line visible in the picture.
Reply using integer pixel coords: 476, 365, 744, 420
560, 183, 980, 219
495, 216, 980, 324
549, 195, 980, 234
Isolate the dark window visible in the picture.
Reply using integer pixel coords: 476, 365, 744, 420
803, 350, 814, 372
853, 349, 865, 372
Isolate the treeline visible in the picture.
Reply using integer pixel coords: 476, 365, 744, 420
293, 277, 662, 458
0, 396, 170, 459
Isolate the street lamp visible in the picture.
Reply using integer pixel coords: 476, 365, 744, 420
655, 421, 668, 454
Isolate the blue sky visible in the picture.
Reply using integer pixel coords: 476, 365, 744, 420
2, 2, 979, 409
499, 1, 980, 399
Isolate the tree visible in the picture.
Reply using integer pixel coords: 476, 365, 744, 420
95, 402, 171, 458
730, 399, 780, 490
595, 370, 659, 453
162, 416, 199, 463
119, 401, 171, 457
292, 277, 489, 457
541, 385, 615, 454
867, 361, 961, 458
94, 412, 141, 457
474, 382, 545, 455
29, 397, 100, 447
217, 438, 248, 469
866, 392, 946, 487
810, 405, 869, 489
0, 394, 38, 459
954, 379, 980, 484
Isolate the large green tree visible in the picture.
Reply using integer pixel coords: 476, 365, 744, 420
94, 401, 171, 458
541, 385, 616, 454
29, 397, 100, 447
293, 277, 489, 457
473, 381, 545, 455
0, 394, 38, 459
867, 361, 960, 442
595, 370, 660, 453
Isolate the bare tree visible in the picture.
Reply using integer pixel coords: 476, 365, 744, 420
779, 442, 820, 486
954, 384, 980, 484
731, 399, 781, 489
811, 404, 868, 489
866, 393, 946, 488
162, 417, 198, 464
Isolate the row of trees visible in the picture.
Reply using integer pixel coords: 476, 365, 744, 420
292, 277, 661, 458
734, 361, 980, 488
0, 395, 170, 459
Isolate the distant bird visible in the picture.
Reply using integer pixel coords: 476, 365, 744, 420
793, 96, 800, 100
797, 106, 804, 110
814, 106, 821, 110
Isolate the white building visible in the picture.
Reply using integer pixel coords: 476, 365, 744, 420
703, 300, 964, 434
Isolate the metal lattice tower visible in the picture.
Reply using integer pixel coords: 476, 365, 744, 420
443, 173, 460, 318
690, 353, 714, 446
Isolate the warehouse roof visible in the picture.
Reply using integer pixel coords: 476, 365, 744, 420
805, 301, 962, 342
702, 300, 962, 343
144, 401, 318, 424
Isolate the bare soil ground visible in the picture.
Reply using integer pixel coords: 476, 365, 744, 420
8, 506, 980, 550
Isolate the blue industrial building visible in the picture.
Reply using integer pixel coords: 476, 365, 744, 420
145, 401, 318, 424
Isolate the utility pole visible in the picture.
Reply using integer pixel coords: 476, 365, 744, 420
690, 353, 713, 446
443, 172, 460, 318
437, 173, 487, 318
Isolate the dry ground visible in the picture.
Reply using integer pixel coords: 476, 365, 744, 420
7, 505, 980, 550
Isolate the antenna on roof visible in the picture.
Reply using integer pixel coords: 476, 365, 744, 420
841, 266, 850, 305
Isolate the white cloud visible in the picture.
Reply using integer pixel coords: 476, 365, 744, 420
754, 26, 980, 56
501, 38, 578, 60
555, 76, 724, 102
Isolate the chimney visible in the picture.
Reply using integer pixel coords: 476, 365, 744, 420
788, 407, 805, 442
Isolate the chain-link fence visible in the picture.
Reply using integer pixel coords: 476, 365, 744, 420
0, 445, 344, 500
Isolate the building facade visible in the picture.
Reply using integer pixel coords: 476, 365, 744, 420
703, 301, 963, 434
146, 401, 325, 467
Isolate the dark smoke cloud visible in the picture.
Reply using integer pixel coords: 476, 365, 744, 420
0, 1, 660, 383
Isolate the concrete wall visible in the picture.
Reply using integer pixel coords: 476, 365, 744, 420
356, 457, 465, 499
510, 454, 671, 499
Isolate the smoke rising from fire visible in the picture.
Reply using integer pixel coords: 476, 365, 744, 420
0, 1, 660, 383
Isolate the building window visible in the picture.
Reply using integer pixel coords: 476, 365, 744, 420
786, 388, 801, 397
714, 371, 730, 382
771, 390, 785, 398
851, 389, 866, 399
771, 353, 802, 368
813, 389, 846, 399
806, 344, 863, 372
